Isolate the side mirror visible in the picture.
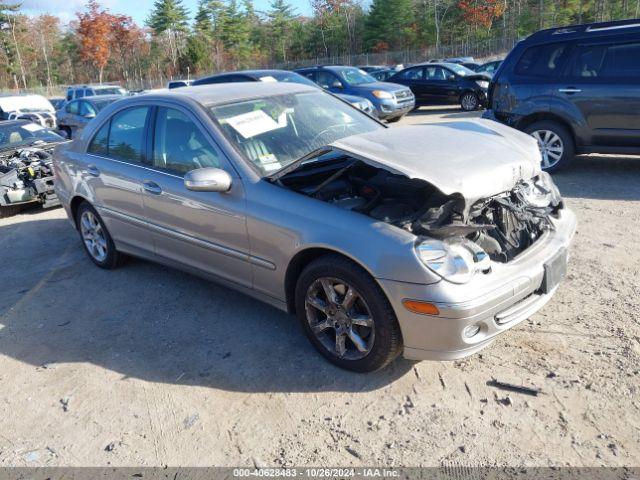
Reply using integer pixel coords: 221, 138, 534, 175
84, 112, 96, 119
331, 81, 343, 89
447, 74, 456, 81
184, 167, 232, 193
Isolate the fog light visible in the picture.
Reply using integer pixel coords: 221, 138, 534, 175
402, 300, 439, 316
463, 324, 481, 338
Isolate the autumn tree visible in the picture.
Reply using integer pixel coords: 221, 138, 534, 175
77, 0, 112, 84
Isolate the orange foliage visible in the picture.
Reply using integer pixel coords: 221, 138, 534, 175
457, 0, 505, 28
76, 0, 112, 80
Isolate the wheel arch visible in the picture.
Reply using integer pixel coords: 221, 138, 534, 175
284, 247, 378, 314
515, 113, 577, 149
69, 195, 90, 229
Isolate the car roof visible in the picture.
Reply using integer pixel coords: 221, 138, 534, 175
72, 95, 124, 103
126, 82, 317, 107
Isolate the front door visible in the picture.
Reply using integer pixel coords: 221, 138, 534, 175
140, 105, 252, 287
557, 39, 640, 148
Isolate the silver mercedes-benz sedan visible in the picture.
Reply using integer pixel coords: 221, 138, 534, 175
53, 82, 576, 372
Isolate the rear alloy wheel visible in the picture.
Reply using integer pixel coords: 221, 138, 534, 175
460, 92, 479, 111
295, 255, 402, 372
524, 120, 575, 172
76, 202, 123, 269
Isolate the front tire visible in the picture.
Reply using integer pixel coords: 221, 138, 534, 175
524, 120, 575, 172
295, 255, 402, 372
76, 202, 123, 269
460, 92, 480, 111
0, 204, 23, 218
386, 116, 403, 123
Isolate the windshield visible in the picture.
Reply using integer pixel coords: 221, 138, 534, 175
210, 91, 381, 176
0, 122, 63, 150
338, 68, 376, 85
447, 64, 476, 76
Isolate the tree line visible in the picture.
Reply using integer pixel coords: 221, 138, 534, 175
0, 0, 637, 92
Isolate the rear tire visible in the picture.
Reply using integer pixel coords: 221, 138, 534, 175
295, 254, 403, 372
386, 116, 403, 123
524, 120, 575, 173
76, 201, 123, 269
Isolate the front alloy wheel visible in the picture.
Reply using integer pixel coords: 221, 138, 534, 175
305, 278, 375, 360
295, 255, 402, 372
460, 92, 479, 111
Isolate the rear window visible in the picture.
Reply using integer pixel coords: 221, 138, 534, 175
515, 43, 569, 77
569, 42, 640, 78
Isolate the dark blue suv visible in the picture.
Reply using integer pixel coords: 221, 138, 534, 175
296, 66, 415, 122
484, 18, 640, 172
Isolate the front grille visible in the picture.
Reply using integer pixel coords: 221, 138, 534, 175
394, 90, 414, 104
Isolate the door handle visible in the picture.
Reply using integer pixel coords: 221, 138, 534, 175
87, 165, 100, 177
558, 88, 582, 94
142, 180, 162, 195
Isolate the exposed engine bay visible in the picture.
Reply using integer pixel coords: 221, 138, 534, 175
0, 147, 58, 211
276, 156, 563, 263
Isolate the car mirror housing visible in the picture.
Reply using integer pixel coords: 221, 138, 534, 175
184, 167, 232, 193
84, 112, 96, 119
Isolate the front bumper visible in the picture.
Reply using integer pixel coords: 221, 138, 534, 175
376, 99, 415, 120
378, 208, 577, 361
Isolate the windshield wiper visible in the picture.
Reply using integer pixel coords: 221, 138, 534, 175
267, 147, 333, 181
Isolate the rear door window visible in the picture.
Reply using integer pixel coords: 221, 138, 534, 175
515, 42, 569, 77
398, 68, 424, 80
567, 42, 640, 79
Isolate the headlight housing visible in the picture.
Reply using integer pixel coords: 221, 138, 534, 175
417, 238, 490, 284
475, 80, 489, 89
372, 90, 394, 100
522, 172, 562, 208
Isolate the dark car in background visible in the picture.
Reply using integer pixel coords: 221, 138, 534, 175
191, 69, 377, 117
296, 66, 415, 121
475, 60, 503, 77
358, 65, 388, 73
483, 18, 640, 172
56, 95, 123, 139
369, 69, 397, 82
388, 63, 490, 111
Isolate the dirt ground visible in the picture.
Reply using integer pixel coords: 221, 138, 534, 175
0, 108, 639, 467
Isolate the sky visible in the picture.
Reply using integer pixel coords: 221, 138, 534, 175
20, 0, 315, 25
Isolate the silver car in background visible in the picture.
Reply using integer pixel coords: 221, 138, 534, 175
56, 95, 122, 139
53, 83, 576, 372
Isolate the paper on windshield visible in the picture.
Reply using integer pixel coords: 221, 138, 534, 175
259, 76, 278, 83
226, 110, 286, 139
22, 123, 45, 132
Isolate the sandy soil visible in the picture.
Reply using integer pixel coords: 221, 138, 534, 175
0, 109, 638, 467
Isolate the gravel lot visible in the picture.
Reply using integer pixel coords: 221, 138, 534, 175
0, 108, 639, 467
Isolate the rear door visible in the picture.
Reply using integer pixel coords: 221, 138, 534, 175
139, 105, 251, 287
557, 38, 640, 148
84, 106, 154, 253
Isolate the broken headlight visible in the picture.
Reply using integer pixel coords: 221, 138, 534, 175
522, 172, 562, 208
417, 238, 490, 284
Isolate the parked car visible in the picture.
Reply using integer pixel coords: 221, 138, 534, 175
358, 65, 388, 73
0, 120, 67, 217
475, 60, 503, 77
66, 84, 128, 102
167, 79, 192, 89
388, 63, 491, 111
192, 69, 377, 117
295, 66, 415, 121
56, 95, 122, 139
483, 19, 640, 172
0, 94, 57, 128
48, 97, 66, 110
53, 82, 576, 372
369, 69, 396, 82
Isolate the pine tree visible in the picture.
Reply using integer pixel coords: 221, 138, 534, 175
146, 0, 189, 34
194, 0, 213, 35
267, 0, 296, 62
364, 0, 416, 51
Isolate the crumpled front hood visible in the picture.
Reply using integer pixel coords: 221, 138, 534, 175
331, 120, 542, 206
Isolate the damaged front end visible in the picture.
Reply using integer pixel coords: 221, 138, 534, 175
0, 147, 59, 214
273, 152, 563, 284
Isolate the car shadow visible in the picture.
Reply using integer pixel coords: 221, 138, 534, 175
553, 154, 640, 201
0, 216, 414, 394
